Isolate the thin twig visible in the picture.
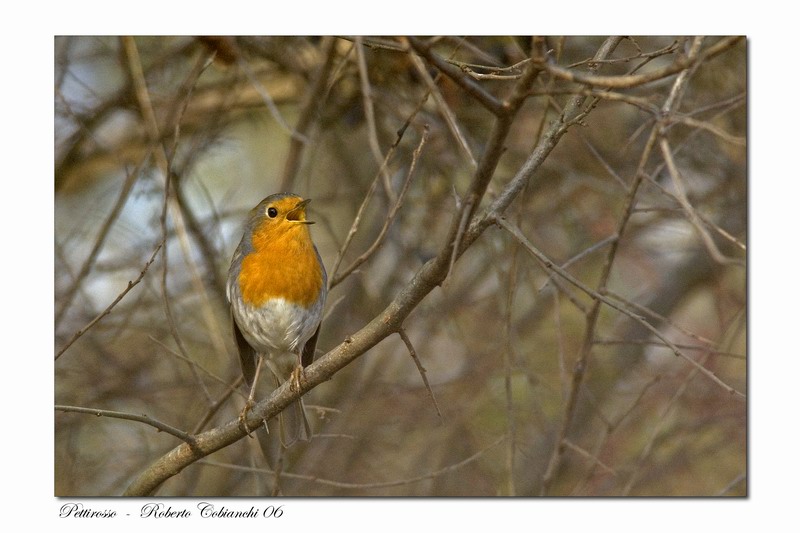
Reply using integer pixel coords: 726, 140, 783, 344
443, 204, 472, 287
537, 234, 618, 292
716, 472, 746, 496
147, 335, 243, 396
552, 290, 569, 402
577, 130, 631, 189
562, 438, 617, 476
458, 57, 531, 80
338, 36, 406, 54
570, 374, 661, 495
398, 328, 442, 420
330, 125, 429, 287
236, 46, 307, 142
279, 36, 338, 191
405, 39, 477, 169
567, 39, 680, 68
541, 37, 743, 90
55, 160, 144, 325
122, 37, 224, 405
355, 36, 396, 203
594, 337, 744, 359
192, 375, 244, 434
501, 241, 520, 496
621, 353, 711, 495
496, 217, 744, 398
56, 405, 197, 446
659, 136, 745, 266
667, 115, 746, 146
528, 87, 660, 115
407, 36, 505, 115
687, 92, 746, 118
198, 436, 504, 490
329, 126, 429, 287
603, 289, 718, 347
327, 161, 383, 287
635, 173, 747, 254
56, 242, 163, 359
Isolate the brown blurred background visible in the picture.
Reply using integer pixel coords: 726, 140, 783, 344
54, 36, 746, 496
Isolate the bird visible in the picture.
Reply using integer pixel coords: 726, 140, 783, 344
226, 193, 326, 446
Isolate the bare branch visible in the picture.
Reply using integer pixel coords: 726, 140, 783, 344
659, 136, 746, 266
56, 405, 197, 446
405, 40, 477, 168
398, 327, 442, 420
279, 37, 339, 191
331, 126, 429, 286
496, 216, 744, 398
197, 435, 504, 490
355, 36, 396, 202
56, 242, 163, 359
621, 353, 711, 495
541, 36, 743, 89
407, 36, 505, 115
562, 439, 617, 476
54, 161, 144, 325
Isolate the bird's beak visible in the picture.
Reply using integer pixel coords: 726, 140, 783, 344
287, 198, 314, 224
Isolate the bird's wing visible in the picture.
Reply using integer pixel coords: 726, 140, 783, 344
232, 311, 257, 386
301, 323, 321, 368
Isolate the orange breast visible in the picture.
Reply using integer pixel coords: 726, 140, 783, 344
237, 224, 323, 308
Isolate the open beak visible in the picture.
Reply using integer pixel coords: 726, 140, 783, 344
287, 198, 314, 224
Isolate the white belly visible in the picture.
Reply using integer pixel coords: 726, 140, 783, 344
230, 295, 322, 355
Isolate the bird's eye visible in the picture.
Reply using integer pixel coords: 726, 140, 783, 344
267, 207, 278, 218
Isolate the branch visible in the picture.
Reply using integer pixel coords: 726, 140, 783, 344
399, 327, 442, 420
279, 37, 339, 191
659, 136, 745, 266
621, 353, 711, 495
54, 161, 143, 325
126, 221, 482, 495
541, 36, 743, 89
439, 37, 547, 281
471, 37, 625, 235
328, 91, 428, 288
495, 216, 745, 398
331, 126, 429, 286
123, 37, 628, 497
235, 44, 306, 141
56, 405, 197, 446
56, 242, 163, 359
355, 36, 396, 202
407, 36, 504, 115
198, 435, 504, 490
405, 39, 477, 168
123, 36, 225, 404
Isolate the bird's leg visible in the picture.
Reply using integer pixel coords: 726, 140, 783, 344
239, 354, 265, 436
289, 351, 305, 392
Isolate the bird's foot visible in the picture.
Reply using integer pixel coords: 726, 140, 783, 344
239, 399, 255, 437
289, 365, 305, 392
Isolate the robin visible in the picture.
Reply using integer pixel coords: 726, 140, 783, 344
226, 193, 326, 446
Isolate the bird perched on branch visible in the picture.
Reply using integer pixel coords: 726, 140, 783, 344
226, 193, 326, 446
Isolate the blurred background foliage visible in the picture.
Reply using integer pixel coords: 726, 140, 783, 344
54, 36, 746, 496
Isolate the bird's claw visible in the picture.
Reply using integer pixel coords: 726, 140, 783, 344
239, 399, 255, 437
289, 365, 305, 392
